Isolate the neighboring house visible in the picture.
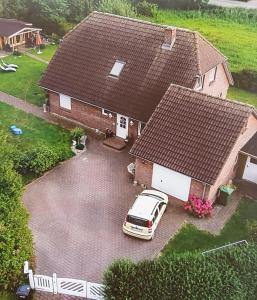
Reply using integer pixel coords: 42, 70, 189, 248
0, 18, 41, 51
130, 85, 257, 202
239, 132, 257, 184
40, 12, 233, 142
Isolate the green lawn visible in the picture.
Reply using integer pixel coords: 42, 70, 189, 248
228, 87, 257, 107
0, 101, 73, 183
29, 44, 58, 62
0, 54, 47, 106
146, 10, 257, 74
162, 198, 257, 256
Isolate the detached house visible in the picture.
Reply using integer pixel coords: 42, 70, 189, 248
40, 12, 257, 202
0, 18, 41, 51
40, 12, 233, 142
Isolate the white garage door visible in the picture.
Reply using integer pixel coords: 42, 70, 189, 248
152, 164, 191, 201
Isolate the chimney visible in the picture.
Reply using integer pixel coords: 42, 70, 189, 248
162, 26, 176, 50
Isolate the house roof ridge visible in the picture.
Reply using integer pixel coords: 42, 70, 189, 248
92, 11, 195, 33
197, 32, 228, 61
168, 83, 255, 112
193, 32, 202, 75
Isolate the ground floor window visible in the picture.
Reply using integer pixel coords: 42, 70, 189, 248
59, 94, 71, 110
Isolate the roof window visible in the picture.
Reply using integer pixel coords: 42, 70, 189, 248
110, 60, 125, 77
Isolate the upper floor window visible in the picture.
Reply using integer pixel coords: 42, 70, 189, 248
59, 94, 71, 110
209, 66, 217, 84
195, 75, 204, 91
110, 60, 125, 77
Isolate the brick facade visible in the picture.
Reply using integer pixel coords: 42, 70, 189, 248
202, 63, 230, 98
48, 91, 140, 141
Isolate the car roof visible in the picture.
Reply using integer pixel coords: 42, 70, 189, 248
128, 194, 160, 220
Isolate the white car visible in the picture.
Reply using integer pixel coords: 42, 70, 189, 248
123, 190, 168, 240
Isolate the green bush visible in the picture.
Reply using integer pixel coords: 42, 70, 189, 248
70, 127, 84, 145
0, 132, 33, 291
97, 0, 137, 17
232, 70, 257, 93
136, 1, 158, 17
104, 253, 244, 300
14, 146, 60, 175
149, 0, 209, 10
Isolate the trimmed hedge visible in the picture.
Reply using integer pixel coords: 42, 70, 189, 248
0, 132, 33, 291
232, 70, 257, 93
104, 244, 257, 300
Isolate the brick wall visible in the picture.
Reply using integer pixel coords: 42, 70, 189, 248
208, 114, 257, 201
134, 158, 153, 188
134, 158, 211, 202
48, 91, 140, 141
202, 63, 230, 98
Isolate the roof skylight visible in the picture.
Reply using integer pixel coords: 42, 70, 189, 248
110, 60, 125, 77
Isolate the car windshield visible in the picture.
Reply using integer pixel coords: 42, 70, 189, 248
127, 215, 148, 227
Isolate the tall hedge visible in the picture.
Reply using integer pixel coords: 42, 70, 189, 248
104, 252, 244, 300
0, 132, 33, 291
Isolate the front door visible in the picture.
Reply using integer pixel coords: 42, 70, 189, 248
243, 156, 257, 183
116, 114, 128, 139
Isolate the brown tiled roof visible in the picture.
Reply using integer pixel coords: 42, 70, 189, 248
40, 12, 230, 122
130, 85, 255, 184
0, 18, 32, 37
241, 132, 257, 157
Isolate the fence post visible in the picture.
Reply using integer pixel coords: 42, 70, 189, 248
52, 273, 58, 294
24, 261, 29, 274
28, 269, 35, 289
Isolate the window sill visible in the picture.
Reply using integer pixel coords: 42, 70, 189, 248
60, 107, 71, 112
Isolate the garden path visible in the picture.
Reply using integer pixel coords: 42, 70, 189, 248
209, 0, 257, 9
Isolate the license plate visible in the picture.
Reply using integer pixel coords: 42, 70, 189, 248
131, 226, 143, 231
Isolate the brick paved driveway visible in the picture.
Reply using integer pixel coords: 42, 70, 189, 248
23, 139, 185, 282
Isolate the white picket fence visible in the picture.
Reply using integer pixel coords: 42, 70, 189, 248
24, 261, 105, 299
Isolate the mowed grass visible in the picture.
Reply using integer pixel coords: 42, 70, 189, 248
228, 87, 257, 107
146, 10, 257, 73
0, 102, 73, 183
162, 198, 257, 256
0, 54, 47, 106
29, 44, 58, 62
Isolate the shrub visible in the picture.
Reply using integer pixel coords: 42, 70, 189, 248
136, 1, 158, 17
97, 0, 137, 17
104, 253, 243, 300
70, 127, 84, 145
0, 133, 33, 290
14, 146, 60, 175
148, 0, 209, 10
232, 70, 257, 93
13, 50, 22, 56
184, 194, 212, 218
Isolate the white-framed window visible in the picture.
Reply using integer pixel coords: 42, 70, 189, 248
59, 94, 71, 110
208, 66, 217, 83
102, 108, 112, 116
110, 60, 125, 77
195, 75, 204, 91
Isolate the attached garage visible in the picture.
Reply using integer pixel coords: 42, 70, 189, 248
242, 157, 257, 183
241, 132, 257, 184
152, 164, 191, 201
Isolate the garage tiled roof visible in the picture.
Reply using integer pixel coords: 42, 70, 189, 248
40, 11, 230, 122
0, 18, 32, 37
241, 132, 257, 157
130, 85, 255, 184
